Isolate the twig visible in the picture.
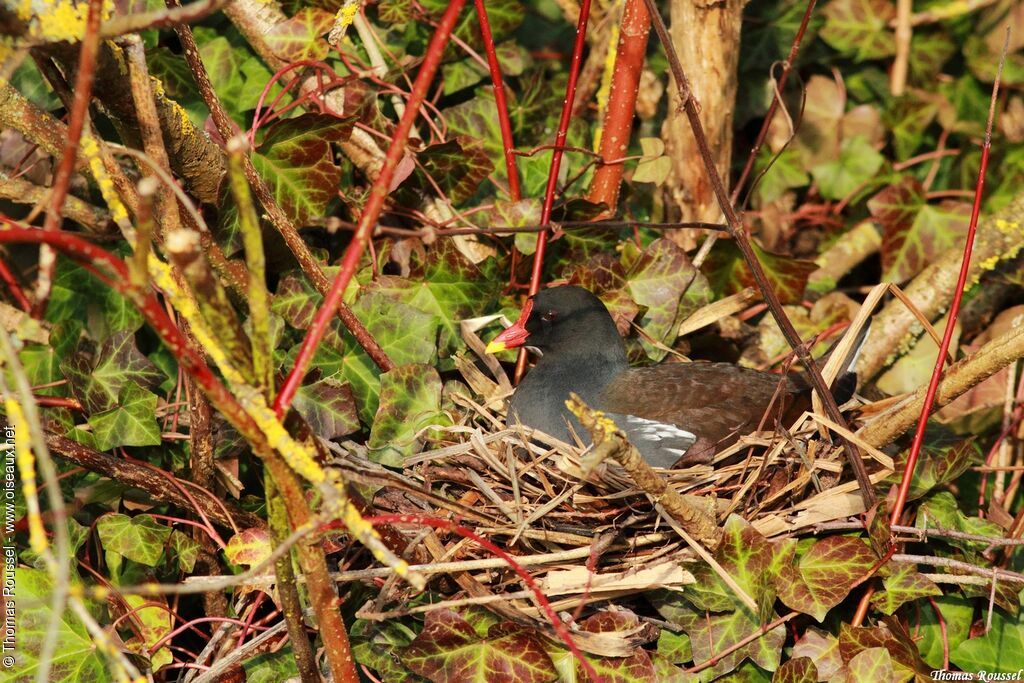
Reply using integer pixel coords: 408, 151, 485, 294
515, 0, 595, 383
643, 0, 875, 507
34, 0, 104, 318
272, 0, 467, 416
853, 28, 1011, 627
168, 3, 394, 374
474, 0, 521, 201
890, 0, 912, 96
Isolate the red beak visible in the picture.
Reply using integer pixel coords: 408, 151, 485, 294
486, 298, 534, 353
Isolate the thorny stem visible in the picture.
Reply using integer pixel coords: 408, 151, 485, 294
274, 0, 468, 415
34, 0, 104, 318
515, 0, 594, 383
851, 28, 1010, 628
643, 0, 875, 508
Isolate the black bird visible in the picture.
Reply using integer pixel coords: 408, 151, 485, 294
487, 285, 858, 468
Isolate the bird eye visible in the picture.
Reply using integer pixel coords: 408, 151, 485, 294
540, 310, 558, 322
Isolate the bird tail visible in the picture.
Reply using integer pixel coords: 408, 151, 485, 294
825, 320, 871, 405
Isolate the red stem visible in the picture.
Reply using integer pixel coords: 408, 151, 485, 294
364, 514, 603, 683
273, 0, 468, 417
852, 31, 1008, 627
587, 0, 650, 210
34, 0, 105, 319
0, 255, 31, 311
515, 0, 594, 382
474, 0, 521, 202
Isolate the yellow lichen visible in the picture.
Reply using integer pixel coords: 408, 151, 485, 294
592, 21, 619, 151
80, 135, 129, 224
5, 399, 47, 555
28, 0, 115, 42
337, 0, 359, 29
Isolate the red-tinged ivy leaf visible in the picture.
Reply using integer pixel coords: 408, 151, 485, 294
704, 239, 816, 305
443, 91, 512, 184
265, 8, 333, 61
170, 530, 200, 573
868, 175, 925, 250
401, 608, 557, 683
882, 199, 970, 283
791, 628, 843, 681
777, 536, 877, 622
97, 513, 172, 567
621, 238, 713, 361
840, 648, 894, 683
568, 254, 641, 336
367, 364, 446, 466
716, 515, 789, 622
772, 656, 817, 683
886, 435, 978, 503
683, 608, 785, 680
122, 593, 173, 671
352, 618, 426, 683
908, 30, 957, 84
251, 113, 354, 226
487, 197, 542, 256
574, 611, 658, 682
87, 383, 161, 451
870, 562, 941, 615
416, 136, 494, 204
293, 376, 360, 440
225, 528, 273, 567
915, 595, 973, 669
60, 331, 164, 414
865, 504, 892, 557
271, 273, 320, 330
837, 622, 929, 681
810, 136, 885, 201
819, 0, 895, 61
18, 568, 107, 680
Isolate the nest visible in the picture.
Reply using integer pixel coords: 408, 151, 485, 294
324, 318, 895, 657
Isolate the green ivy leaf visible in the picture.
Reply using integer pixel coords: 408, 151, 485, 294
716, 516, 787, 622
842, 648, 894, 682
820, 0, 895, 61
195, 30, 247, 120
915, 491, 1005, 552
243, 649, 303, 683
352, 618, 424, 682
87, 383, 162, 451
401, 608, 557, 682
811, 136, 885, 200
884, 95, 939, 161
16, 568, 106, 681
675, 604, 785, 680
61, 331, 164, 414
122, 593, 173, 671
657, 629, 693, 664
777, 536, 877, 621
368, 364, 445, 466
170, 530, 200, 573
870, 562, 941, 615
97, 513, 172, 566
250, 113, 355, 226
753, 149, 810, 205
916, 595, 973, 669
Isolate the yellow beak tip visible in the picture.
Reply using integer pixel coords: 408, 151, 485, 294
485, 340, 507, 354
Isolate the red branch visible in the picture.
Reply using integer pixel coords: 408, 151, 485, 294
363, 514, 603, 682
474, 0, 521, 201
587, 0, 650, 210
273, 0, 468, 417
0, 254, 31, 311
852, 29, 1009, 627
515, 0, 594, 382
34, 0, 105, 318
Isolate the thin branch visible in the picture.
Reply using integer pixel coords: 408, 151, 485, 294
643, 0, 875, 507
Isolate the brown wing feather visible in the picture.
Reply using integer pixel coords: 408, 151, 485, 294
598, 362, 808, 459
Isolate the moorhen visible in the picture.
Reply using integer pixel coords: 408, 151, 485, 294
486, 285, 858, 468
